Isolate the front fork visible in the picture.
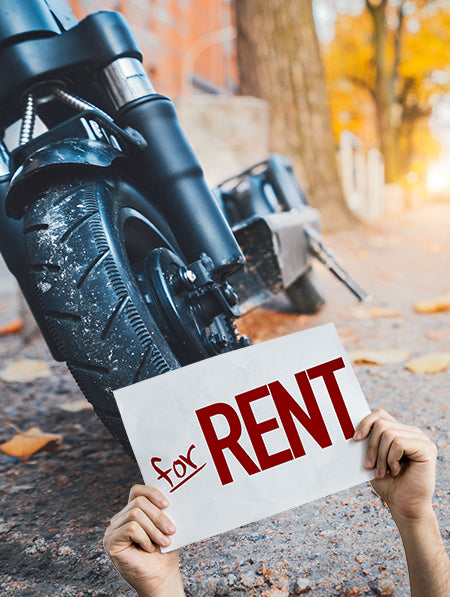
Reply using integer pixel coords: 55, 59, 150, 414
101, 57, 245, 284
0, 56, 246, 361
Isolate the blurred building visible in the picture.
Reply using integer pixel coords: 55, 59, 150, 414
68, 0, 239, 98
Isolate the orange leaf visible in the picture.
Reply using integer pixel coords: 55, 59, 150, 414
405, 353, 450, 374
412, 294, 450, 314
1, 426, 62, 460
347, 349, 409, 365
0, 359, 51, 382
57, 399, 93, 412
351, 306, 402, 319
0, 318, 23, 336
368, 308, 402, 318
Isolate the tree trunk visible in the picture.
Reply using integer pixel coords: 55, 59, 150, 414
235, 0, 355, 230
368, 0, 401, 182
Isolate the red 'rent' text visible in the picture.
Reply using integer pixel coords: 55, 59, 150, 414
195, 357, 354, 485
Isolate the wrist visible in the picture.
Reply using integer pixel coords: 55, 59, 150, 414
137, 569, 185, 597
389, 503, 436, 532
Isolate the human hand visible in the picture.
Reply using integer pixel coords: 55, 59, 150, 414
353, 409, 437, 524
103, 485, 184, 597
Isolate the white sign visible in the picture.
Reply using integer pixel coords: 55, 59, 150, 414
114, 323, 373, 552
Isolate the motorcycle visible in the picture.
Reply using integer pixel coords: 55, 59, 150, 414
0, 0, 366, 455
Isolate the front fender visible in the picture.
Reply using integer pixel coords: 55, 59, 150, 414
5, 138, 124, 219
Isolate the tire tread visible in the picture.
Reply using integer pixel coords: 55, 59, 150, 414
23, 175, 176, 454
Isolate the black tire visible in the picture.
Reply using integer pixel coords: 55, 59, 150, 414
285, 266, 326, 314
23, 172, 181, 455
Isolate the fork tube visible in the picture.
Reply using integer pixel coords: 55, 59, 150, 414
102, 58, 245, 282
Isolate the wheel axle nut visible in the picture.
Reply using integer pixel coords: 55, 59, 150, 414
183, 269, 197, 284
223, 283, 238, 306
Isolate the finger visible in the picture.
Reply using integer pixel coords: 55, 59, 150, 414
105, 521, 155, 556
110, 496, 176, 543
386, 435, 407, 477
353, 409, 395, 441
375, 428, 428, 478
129, 495, 177, 535
388, 435, 437, 473
364, 419, 407, 469
355, 411, 425, 442
119, 505, 173, 548
375, 427, 399, 479
109, 487, 172, 534
109, 496, 176, 537
129, 484, 169, 509
110, 485, 171, 522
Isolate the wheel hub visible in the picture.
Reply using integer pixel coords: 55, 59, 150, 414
134, 248, 251, 365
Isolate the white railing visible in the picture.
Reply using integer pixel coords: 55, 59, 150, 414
339, 130, 385, 219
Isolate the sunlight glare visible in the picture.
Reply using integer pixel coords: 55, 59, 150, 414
426, 162, 449, 194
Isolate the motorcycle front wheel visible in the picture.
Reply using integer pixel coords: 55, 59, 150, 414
22, 171, 182, 455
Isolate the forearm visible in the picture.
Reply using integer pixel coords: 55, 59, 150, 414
392, 507, 450, 597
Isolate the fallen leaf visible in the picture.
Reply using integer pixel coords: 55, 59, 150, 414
347, 349, 410, 365
368, 308, 402, 318
350, 306, 402, 319
0, 359, 51, 382
412, 294, 450, 314
0, 427, 62, 460
405, 353, 450, 374
0, 318, 23, 335
426, 329, 450, 341
56, 399, 93, 412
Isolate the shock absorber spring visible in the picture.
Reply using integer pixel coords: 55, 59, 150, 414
52, 87, 113, 122
19, 93, 36, 146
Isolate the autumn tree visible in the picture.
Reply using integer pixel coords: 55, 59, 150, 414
324, 0, 450, 182
235, 0, 354, 230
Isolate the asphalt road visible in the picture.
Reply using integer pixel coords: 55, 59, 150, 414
0, 203, 449, 596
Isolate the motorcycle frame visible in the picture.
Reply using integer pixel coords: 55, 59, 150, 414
0, 0, 245, 358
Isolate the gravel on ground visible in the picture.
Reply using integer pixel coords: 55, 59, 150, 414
0, 203, 449, 596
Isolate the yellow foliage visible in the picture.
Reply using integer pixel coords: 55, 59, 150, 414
322, 0, 450, 173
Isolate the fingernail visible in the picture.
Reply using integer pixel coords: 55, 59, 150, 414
364, 457, 372, 468
353, 430, 362, 440
375, 468, 381, 478
161, 535, 172, 546
160, 498, 169, 507
166, 522, 176, 533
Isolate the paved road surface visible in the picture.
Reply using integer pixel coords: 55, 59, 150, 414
0, 203, 448, 596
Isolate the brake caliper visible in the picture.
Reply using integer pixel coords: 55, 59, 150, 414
135, 248, 251, 365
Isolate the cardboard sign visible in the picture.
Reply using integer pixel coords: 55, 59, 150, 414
114, 323, 374, 552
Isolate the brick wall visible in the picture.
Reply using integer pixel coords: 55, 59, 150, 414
68, 0, 238, 98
